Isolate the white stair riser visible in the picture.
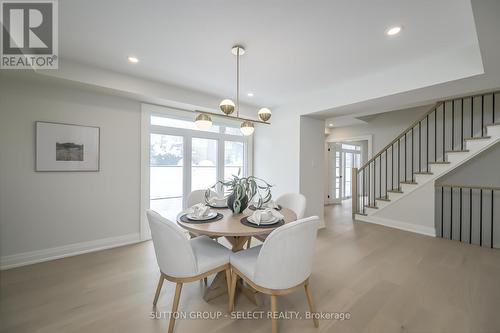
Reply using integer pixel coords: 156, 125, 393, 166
486, 126, 500, 137
387, 192, 403, 201
465, 140, 490, 152
401, 183, 418, 193
375, 200, 390, 209
365, 207, 378, 215
446, 152, 469, 164
429, 164, 450, 175
414, 174, 433, 184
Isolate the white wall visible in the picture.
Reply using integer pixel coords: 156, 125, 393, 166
0, 76, 142, 268
254, 108, 326, 223
326, 105, 431, 153
299, 116, 325, 224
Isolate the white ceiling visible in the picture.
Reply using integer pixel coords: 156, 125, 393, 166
59, 0, 482, 112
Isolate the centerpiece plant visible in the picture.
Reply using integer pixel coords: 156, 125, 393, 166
205, 172, 273, 214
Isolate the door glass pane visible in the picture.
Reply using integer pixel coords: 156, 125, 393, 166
150, 134, 183, 220
224, 141, 244, 179
192, 138, 217, 191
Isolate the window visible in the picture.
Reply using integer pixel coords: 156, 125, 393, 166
191, 138, 218, 191
145, 108, 250, 223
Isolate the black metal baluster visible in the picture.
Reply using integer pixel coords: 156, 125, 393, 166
398, 140, 400, 190
391, 145, 394, 190
373, 161, 376, 204
450, 187, 453, 240
362, 169, 365, 214
471, 97, 474, 138
419, 121, 421, 172
452, 100, 455, 150
442, 103, 446, 161
460, 188, 462, 241
434, 110, 437, 162
441, 187, 444, 237
411, 127, 414, 181
368, 164, 370, 208
461, 99, 464, 150
404, 133, 407, 182
426, 115, 429, 172
470, 188, 473, 244
481, 95, 484, 137
480, 189, 483, 246
379, 156, 381, 199
494, 93, 496, 123
491, 189, 494, 249
385, 151, 387, 198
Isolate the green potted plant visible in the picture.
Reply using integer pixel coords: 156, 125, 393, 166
206, 173, 273, 214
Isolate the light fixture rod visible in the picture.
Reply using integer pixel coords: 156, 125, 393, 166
194, 110, 270, 125
236, 46, 240, 118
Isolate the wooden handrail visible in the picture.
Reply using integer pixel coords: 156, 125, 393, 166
435, 184, 500, 191
359, 101, 443, 171
358, 89, 500, 172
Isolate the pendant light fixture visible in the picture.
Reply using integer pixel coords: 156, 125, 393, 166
194, 45, 271, 135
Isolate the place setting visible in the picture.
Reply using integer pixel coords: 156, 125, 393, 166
178, 203, 223, 224
241, 207, 285, 228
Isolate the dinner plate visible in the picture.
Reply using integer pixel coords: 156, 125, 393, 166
207, 203, 228, 208
186, 211, 217, 221
247, 215, 279, 225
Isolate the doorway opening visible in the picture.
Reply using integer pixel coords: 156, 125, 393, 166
326, 139, 369, 205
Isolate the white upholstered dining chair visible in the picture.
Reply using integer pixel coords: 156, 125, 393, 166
186, 189, 217, 207
249, 193, 307, 246
147, 210, 232, 333
276, 193, 306, 219
230, 216, 320, 333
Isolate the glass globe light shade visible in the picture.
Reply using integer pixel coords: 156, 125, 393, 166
219, 99, 235, 115
258, 107, 272, 122
240, 121, 255, 136
195, 113, 212, 130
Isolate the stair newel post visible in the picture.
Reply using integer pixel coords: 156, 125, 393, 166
352, 167, 358, 218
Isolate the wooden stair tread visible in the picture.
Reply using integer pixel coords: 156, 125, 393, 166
356, 212, 368, 216
376, 197, 391, 202
365, 205, 378, 209
464, 136, 491, 140
429, 161, 450, 164
387, 189, 403, 193
414, 171, 433, 175
485, 122, 500, 127
401, 181, 418, 185
446, 149, 469, 153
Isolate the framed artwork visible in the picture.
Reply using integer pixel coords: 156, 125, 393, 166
36, 121, 100, 172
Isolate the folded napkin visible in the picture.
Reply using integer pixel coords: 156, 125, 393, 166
189, 203, 210, 218
250, 208, 284, 225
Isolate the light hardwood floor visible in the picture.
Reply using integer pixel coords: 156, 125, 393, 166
1, 203, 500, 333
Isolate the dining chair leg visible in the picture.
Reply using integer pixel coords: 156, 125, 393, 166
304, 281, 319, 328
203, 277, 208, 285
246, 238, 251, 249
229, 271, 238, 312
153, 274, 164, 306
224, 268, 232, 312
168, 282, 183, 333
270, 295, 278, 333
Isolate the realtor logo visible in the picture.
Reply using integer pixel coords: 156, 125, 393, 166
1, 0, 58, 69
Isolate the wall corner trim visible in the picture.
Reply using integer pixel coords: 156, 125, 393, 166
0, 233, 142, 270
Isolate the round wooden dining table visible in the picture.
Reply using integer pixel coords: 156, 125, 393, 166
177, 207, 297, 303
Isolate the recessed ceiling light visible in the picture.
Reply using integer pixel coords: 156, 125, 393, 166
386, 26, 402, 36
329, 123, 333, 127
247, 92, 254, 97
127, 56, 139, 63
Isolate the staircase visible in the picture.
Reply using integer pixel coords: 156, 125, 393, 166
353, 90, 500, 224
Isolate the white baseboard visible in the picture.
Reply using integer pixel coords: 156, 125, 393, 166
0, 233, 142, 270
355, 215, 436, 237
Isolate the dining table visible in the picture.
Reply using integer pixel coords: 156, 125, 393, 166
177, 206, 297, 304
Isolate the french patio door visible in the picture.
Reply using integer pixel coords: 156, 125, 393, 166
148, 113, 248, 222
329, 143, 361, 202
